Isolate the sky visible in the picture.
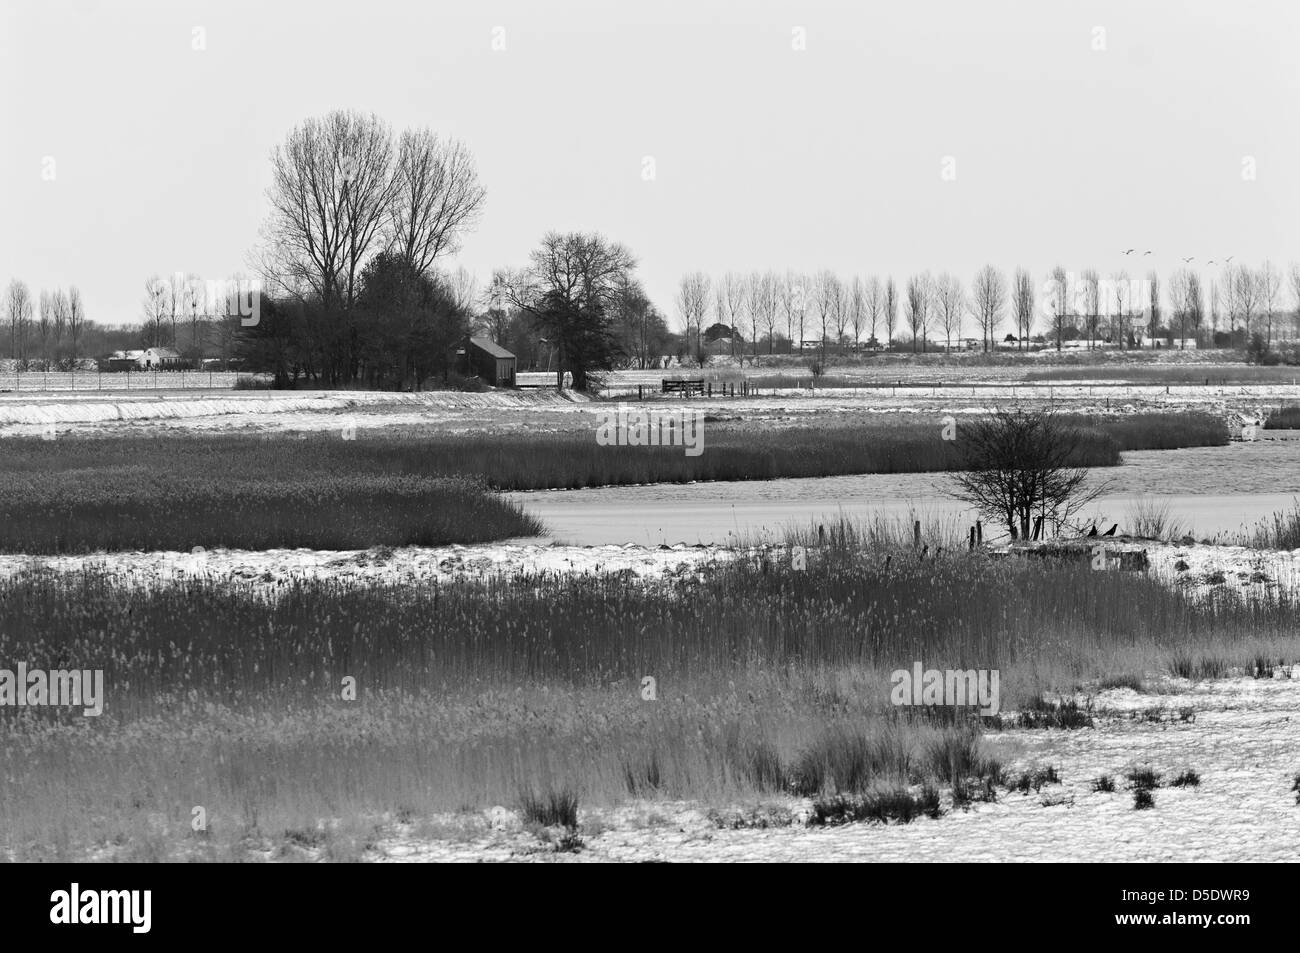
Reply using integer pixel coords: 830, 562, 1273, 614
2, 0, 1298, 328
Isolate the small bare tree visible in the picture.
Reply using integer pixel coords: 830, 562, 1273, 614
950, 409, 1104, 540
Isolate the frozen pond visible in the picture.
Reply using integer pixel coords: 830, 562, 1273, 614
510, 433, 1300, 546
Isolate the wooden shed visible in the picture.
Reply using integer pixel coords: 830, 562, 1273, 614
467, 336, 516, 387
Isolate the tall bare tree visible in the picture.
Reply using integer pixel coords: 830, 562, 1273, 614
675, 272, 711, 357
1108, 271, 1130, 347
932, 272, 963, 351
970, 265, 1006, 352
1234, 264, 1262, 340
1012, 268, 1035, 349
864, 276, 884, 348
51, 288, 68, 365
67, 286, 85, 366
849, 277, 866, 351
387, 130, 485, 275
261, 110, 398, 311
1079, 269, 1100, 348
884, 277, 898, 350
36, 291, 53, 367
1146, 270, 1161, 345
1048, 265, 1071, 350
5, 280, 33, 365
905, 273, 930, 352
1260, 260, 1281, 348
757, 270, 780, 353
813, 270, 840, 359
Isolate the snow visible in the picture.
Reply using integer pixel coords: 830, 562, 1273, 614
364, 676, 1300, 862
0, 541, 738, 594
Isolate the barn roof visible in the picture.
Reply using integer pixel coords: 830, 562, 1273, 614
469, 336, 515, 359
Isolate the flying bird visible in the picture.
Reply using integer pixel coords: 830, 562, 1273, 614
1102, 523, 1118, 537
1122, 249, 1135, 255
1225, 256, 1234, 264
1143, 250, 1153, 256
1181, 257, 1194, 264
1206, 260, 1215, 266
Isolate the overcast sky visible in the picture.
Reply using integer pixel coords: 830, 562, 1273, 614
3, 0, 1298, 327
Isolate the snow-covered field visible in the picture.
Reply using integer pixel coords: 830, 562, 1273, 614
0, 383, 1294, 438
0, 541, 736, 593
362, 676, 1300, 862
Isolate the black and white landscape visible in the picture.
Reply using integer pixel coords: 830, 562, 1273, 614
1, 1, 1298, 867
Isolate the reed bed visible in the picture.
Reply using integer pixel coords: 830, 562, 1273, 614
0, 527, 1294, 859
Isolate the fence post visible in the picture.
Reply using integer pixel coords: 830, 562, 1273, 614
913, 520, 921, 549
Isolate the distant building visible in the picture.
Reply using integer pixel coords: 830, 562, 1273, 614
467, 336, 516, 387
140, 347, 185, 369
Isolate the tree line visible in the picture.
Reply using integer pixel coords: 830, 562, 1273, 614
673, 262, 1300, 361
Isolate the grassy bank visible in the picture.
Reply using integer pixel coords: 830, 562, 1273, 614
1, 529, 1293, 859
0, 411, 1225, 551
0, 446, 541, 552
1264, 406, 1300, 429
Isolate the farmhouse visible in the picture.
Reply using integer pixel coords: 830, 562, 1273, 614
139, 347, 185, 369
467, 336, 516, 387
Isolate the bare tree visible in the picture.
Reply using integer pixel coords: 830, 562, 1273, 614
950, 409, 1104, 540
849, 277, 866, 351
884, 277, 898, 350
813, 270, 840, 359
757, 270, 780, 353
830, 274, 850, 349
67, 286, 85, 366
1260, 260, 1281, 348
1290, 262, 1300, 340
1234, 264, 1262, 340
718, 272, 748, 363
1079, 269, 1100, 348
1146, 270, 1161, 345
1012, 268, 1035, 349
5, 280, 33, 365
864, 276, 884, 348
932, 272, 963, 352
970, 265, 1006, 352
675, 272, 711, 357
387, 130, 485, 275
499, 230, 636, 391
50, 289, 68, 366
780, 271, 804, 354
1108, 271, 1130, 347
1169, 268, 1194, 347
36, 291, 53, 367
905, 273, 930, 352
260, 110, 397, 310
1048, 265, 1071, 350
